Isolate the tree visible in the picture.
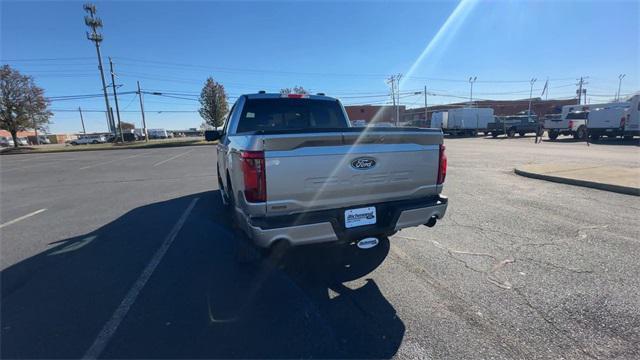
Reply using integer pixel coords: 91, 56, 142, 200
280, 86, 308, 95
199, 77, 228, 128
0, 65, 52, 147
121, 121, 135, 130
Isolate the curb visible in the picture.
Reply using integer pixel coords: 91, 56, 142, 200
0, 141, 214, 156
514, 168, 640, 197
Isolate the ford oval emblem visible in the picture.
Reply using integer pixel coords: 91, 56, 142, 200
357, 237, 379, 249
351, 157, 376, 170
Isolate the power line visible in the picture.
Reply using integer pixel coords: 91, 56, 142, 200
0, 57, 94, 62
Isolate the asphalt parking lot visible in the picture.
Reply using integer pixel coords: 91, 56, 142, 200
1, 136, 639, 359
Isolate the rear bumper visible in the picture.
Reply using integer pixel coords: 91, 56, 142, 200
241, 195, 448, 248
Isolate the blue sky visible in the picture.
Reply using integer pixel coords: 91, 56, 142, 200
2, 0, 638, 134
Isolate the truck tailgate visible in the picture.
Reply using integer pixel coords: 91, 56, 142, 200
262, 129, 442, 216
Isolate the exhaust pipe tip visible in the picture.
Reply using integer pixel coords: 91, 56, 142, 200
424, 216, 437, 228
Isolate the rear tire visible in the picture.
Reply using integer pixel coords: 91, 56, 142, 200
518, 131, 526, 137
548, 130, 559, 140
575, 126, 587, 140
507, 128, 516, 138
491, 132, 498, 138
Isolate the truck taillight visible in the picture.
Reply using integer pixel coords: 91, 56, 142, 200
437, 144, 447, 185
568, 120, 574, 129
240, 151, 266, 202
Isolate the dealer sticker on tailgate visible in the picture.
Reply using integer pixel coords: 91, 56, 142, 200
345, 207, 377, 228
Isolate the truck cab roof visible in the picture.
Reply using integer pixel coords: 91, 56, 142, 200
244, 93, 338, 102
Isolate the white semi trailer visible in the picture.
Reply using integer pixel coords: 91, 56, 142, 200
431, 108, 494, 136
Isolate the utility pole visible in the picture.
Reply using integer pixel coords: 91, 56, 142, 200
396, 73, 402, 126
576, 77, 588, 105
616, 74, 626, 102
468, 76, 477, 107
109, 57, 124, 142
424, 85, 428, 126
79, 107, 87, 135
84, 3, 114, 134
578, 78, 583, 105
528, 78, 537, 119
137, 81, 149, 142
387, 75, 397, 124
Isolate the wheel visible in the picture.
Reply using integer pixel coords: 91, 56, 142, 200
518, 131, 526, 137
574, 126, 587, 140
491, 132, 498, 138
92, 140, 99, 144
507, 128, 516, 138
548, 130, 559, 140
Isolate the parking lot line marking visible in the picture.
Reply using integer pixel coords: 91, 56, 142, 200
152, 149, 195, 167
82, 197, 199, 360
78, 153, 145, 170
0, 208, 47, 229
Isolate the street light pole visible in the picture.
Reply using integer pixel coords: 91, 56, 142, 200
468, 76, 477, 107
616, 74, 626, 102
528, 78, 537, 119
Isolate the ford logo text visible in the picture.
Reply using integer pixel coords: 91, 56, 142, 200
351, 157, 376, 170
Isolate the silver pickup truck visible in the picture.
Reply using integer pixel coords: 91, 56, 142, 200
205, 93, 448, 254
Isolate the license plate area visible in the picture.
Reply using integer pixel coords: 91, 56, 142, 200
345, 206, 377, 228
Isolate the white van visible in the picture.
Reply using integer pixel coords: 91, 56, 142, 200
586, 104, 629, 140
623, 94, 640, 139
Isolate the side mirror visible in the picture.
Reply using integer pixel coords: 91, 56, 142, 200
204, 130, 221, 142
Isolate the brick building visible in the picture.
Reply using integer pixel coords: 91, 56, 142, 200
344, 105, 406, 124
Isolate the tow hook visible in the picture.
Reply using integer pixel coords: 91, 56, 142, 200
424, 216, 437, 228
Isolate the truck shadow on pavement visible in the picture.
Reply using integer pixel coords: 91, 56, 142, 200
1, 190, 404, 359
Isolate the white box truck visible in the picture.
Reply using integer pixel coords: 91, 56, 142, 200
431, 111, 448, 130
444, 108, 494, 136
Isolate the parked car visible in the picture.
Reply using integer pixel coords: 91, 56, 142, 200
70, 135, 107, 145
369, 121, 395, 127
27, 135, 51, 144
148, 129, 168, 139
206, 92, 448, 263
0, 136, 15, 147
488, 115, 543, 138
16, 137, 29, 146
350, 119, 367, 127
